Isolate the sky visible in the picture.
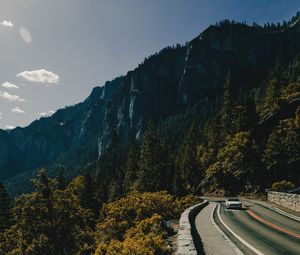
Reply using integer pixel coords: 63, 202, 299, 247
0, 0, 300, 129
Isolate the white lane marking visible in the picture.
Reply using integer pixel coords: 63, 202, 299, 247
210, 203, 244, 255
216, 203, 265, 255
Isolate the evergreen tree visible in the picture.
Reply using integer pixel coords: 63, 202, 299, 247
244, 97, 259, 128
222, 71, 236, 135
57, 171, 67, 190
5, 170, 95, 255
137, 121, 166, 192
83, 173, 99, 216
67, 173, 99, 223
206, 132, 260, 195
159, 139, 174, 191
204, 118, 223, 156
235, 97, 259, 131
124, 136, 140, 192
175, 122, 200, 194
105, 130, 124, 200
262, 61, 288, 115
263, 119, 300, 184
0, 182, 11, 233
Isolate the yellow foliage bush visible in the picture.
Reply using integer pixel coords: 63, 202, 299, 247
95, 215, 170, 255
173, 195, 200, 217
271, 180, 295, 192
94, 191, 198, 255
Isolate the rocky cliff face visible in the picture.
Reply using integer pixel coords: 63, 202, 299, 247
2, 19, 300, 185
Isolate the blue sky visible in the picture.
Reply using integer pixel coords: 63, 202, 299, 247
0, 0, 299, 129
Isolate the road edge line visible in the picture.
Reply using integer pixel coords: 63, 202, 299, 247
210, 203, 243, 255
216, 203, 265, 255
246, 210, 300, 239
244, 199, 300, 223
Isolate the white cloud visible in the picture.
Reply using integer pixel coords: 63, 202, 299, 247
0, 91, 25, 102
2, 82, 19, 89
17, 69, 59, 84
11, 107, 25, 114
19, 27, 32, 43
0, 112, 2, 119
1, 20, 14, 27
5, 125, 15, 130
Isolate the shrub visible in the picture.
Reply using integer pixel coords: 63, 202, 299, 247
271, 180, 295, 192
173, 195, 200, 217
94, 191, 198, 255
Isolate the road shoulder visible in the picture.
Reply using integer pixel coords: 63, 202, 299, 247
195, 202, 243, 255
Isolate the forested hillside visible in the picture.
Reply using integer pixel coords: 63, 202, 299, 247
2, 13, 300, 196
89, 56, 300, 201
0, 14, 300, 255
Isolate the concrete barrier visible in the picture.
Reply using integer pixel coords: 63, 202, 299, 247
177, 200, 208, 255
268, 191, 300, 212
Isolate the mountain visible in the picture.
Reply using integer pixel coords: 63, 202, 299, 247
2, 15, 300, 195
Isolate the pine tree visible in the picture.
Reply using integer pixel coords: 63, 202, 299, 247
0, 182, 11, 232
222, 70, 236, 135
204, 118, 223, 156
206, 132, 259, 195
244, 97, 259, 127
175, 122, 200, 194
262, 61, 287, 115
159, 139, 174, 191
67, 173, 99, 222
235, 97, 259, 131
263, 119, 300, 183
57, 171, 67, 190
8, 170, 95, 255
96, 130, 124, 201
106, 130, 124, 200
137, 121, 165, 192
83, 173, 100, 217
124, 136, 140, 192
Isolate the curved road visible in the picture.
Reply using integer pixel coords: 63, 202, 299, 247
195, 203, 243, 255
196, 199, 300, 255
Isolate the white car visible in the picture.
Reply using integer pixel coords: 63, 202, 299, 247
225, 198, 242, 209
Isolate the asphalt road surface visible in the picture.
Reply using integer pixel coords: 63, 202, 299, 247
196, 202, 243, 255
197, 199, 300, 255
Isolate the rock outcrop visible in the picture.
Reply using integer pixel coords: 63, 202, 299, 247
2, 17, 300, 194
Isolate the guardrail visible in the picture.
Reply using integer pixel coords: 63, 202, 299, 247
177, 200, 208, 255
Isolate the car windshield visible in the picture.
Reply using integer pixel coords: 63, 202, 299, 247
228, 198, 240, 201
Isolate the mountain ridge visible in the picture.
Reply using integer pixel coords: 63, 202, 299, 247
2, 15, 300, 195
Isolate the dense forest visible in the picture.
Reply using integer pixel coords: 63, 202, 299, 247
0, 57, 299, 255
0, 170, 199, 254
89, 58, 300, 200
0, 16, 300, 254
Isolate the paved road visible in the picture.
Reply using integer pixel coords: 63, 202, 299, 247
217, 199, 300, 254
195, 202, 242, 255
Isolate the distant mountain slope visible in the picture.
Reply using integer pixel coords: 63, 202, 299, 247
2, 15, 300, 194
